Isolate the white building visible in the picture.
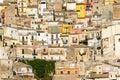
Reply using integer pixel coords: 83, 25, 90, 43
36, 31, 48, 45
40, 0, 46, 15
18, 28, 37, 45
4, 26, 19, 41
101, 24, 120, 56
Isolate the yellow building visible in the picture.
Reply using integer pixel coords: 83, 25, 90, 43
62, 24, 72, 34
105, 0, 117, 5
0, 3, 9, 11
17, 0, 31, 15
76, 3, 85, 18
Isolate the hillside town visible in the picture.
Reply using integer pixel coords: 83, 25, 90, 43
1, 0, 120, 80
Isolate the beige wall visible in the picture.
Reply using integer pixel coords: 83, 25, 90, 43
55, 61, 80, 75
115, 35, 120, 57
56, 68, 79, 75
102, 24, 120, 39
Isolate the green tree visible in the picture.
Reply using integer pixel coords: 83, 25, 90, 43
18, 59, 55, 80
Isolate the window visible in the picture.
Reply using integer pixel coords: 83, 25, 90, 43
0, 35, 2, 41
44, 57, 46, 59
96, 6, 98, 9
22, 49, 24, 54
32, 22, 34, 24
75, 71, 77, 74
22, 36, 24, 41
68, 71, 70, 74
43, 49, 46, 52
8, 61, 10, 64
111, 75, 112, 77
38, 33, 40, 36
80, 6, 82, 9
60, 71, 63, 74
62, 38, 68, 44
51, 34, 53, 39
51, 34, 54, 44
65, 28, 69, 33
11, 31, 13, 34
99, 67, 101, 69
31, 36, 34, 40
33, 49, 36, 55
26, 37, 28, 39
21, 3, 23, 6
18, 68, 21, 72
56, 34, 58, 43
118, 38, 120, 42
38, 24, 40, 29
5, 42, 7, 46
72, 37, 77, 43
51, 57, 53, 60
34, 56, 36, 59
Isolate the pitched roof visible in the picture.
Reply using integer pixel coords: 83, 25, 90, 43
13, 62, 32, 68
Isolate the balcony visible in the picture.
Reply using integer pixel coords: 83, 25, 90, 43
20, 41, 27, 45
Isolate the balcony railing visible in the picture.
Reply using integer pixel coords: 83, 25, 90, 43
42, 52, 48, 55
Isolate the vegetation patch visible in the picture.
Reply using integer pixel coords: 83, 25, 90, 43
18, 59, 56, 80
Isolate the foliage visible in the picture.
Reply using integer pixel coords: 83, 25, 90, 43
18, 59, 55, 80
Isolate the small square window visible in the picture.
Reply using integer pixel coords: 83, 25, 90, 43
75, 71, 77, 74
80, 6, 82, 9
68, 71, 70, 74
43, 49, 46, 52
60, 71, 63, 74
118, 38, 120, 42
38, 33, 40, 36
99, 67, 101, 69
